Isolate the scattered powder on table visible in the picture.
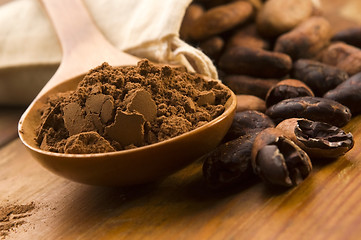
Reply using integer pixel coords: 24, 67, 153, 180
0, 202, 36, 239
36, 59, 231, 153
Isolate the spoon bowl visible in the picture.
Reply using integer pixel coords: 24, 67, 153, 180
18, 0, 236, 186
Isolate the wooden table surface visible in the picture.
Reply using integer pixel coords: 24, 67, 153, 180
1, 0, 361, 239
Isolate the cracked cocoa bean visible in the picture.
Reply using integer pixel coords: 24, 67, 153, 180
223, 110, 274, 142
274, 16, 332, 60
265, 96, 351, 127
203, 134, 256, 188
218, 46, 292, 78
276, 118, 354, 158
323, 72, 361, 115
292, 59, 349, 96
222, 75, 279, 99
265, 79, 314, 108
251, 128, 312, 187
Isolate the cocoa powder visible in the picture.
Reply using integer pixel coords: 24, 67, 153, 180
36, 59, 230, 153
0, 202, 36, 239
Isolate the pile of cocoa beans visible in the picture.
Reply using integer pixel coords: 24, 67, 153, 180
180, 0, 361, 188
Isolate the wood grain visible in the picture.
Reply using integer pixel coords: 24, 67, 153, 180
1, 116, 361, 240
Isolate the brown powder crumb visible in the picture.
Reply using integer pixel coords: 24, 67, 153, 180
64, 131, 116, 154
0, 202, 36, 239
36, 59, 231, 153
105, 109, 145, 147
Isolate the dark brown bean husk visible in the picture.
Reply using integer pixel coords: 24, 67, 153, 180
276, 118, 354, 158
274, 17, 332, 60
331, 26, 361, 49
222, 75, 279, 99
324, 72, 361, 115
203, 134, 256, 188
292, 59, 349, 96
223, 110, 274, 142
265, 79, 314, 108
265, 96, 352, 127
251, 128, 312, 187
218, 46, 292, 78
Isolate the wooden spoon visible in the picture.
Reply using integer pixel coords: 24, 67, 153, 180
18, 0, 236, 186
37, 0, 139, 96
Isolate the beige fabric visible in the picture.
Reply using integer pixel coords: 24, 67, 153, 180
0, 0, 217, 105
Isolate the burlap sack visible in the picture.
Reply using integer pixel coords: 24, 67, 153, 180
0, 0, 217, 105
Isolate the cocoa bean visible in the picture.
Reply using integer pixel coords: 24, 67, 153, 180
179, 4, 205, 41
222, 75, 279, 99
265, 96, 352, 127
226, 24, 270, 50
256, 0, 313, 38
218, 46, 292, 78
199, 36, 225, 61
236, 94, 266, 113
322, 42, 361, 76
274, 16, 332, 60
292, 59, 349, 96
324, 72, 361, 115
276, 118, 354, 159
332, 26, 361, 49
223, 110, 274, 142
188, 1, 254, 41
265, 79, 314, 108
251, 128, 312, 187
203, 134, 256, 188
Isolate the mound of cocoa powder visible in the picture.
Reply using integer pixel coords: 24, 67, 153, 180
36, 59, 231, 153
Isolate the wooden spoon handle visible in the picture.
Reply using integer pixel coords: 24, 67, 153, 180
39, 0, 139, 94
